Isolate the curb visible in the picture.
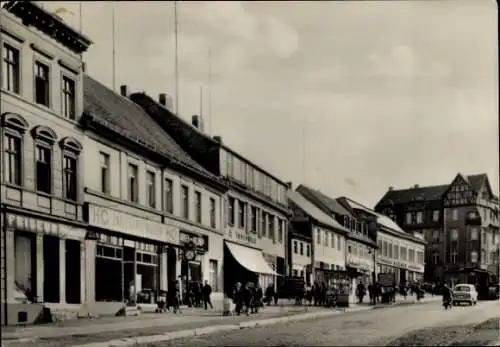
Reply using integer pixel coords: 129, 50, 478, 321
487, 341, 500, 346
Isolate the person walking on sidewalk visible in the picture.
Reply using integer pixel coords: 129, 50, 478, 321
203, 280, 213, 310
172, 280, 182, 314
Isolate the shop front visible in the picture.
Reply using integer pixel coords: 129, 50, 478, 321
2, 210, 87, 325
377, 258, 424, 285
346, 254, 373, 303
223, 227, 278, 295
178, 230, 209, 304
86, 203, 180, 305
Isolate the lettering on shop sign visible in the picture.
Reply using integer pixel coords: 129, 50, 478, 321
179, 231, 208, 252
393, 261, 407, 269
6, 214, 86, 239
408, 264, 424, 272
87, 204, 179, 245
226, 228, 257, 245
377, 258, 394, 267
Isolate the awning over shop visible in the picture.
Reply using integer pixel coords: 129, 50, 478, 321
225, 241, 279, 276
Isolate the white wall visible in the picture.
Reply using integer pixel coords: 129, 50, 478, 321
313, 226, 346, 270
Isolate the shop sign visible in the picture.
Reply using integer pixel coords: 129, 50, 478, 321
225, 227, 257, 246
87, 204, 179, 245
376, 258, 394, 267
408, 264, 424, 272
179, 231, 208, 252
6, 214, 85, 239
393, 261, 407, 269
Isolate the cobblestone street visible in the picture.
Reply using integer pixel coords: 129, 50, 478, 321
141, 301, 500, 347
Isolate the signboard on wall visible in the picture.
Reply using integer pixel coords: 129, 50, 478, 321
225, 227, 257, 246
179, 231, 208, 252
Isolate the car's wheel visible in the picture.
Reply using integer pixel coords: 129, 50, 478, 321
468, 301, 473, 306
453, 301, 458, 306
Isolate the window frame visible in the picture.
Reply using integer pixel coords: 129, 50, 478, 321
209, 197, 216, 228
228, 196, 235, 226
33, 59, 51, 108
61, 73, 76, 120
1, 113, 28, 187
32, 125, 57, 195
127, 162, 139, 203
146, 170, 156, 208
99, 152, 110, 194
2, 42, 21, 94
181, 184, 189, 219
194, 190, 202, 224
164, 177, 174, 214
59, 137, 82, 202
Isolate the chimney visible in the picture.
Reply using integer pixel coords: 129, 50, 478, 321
192, 115, 199, 129
81, 61, 86, 73
213, 136, 222, 144
414, 184, 419, 189
388, 186, 394, 191
285, 181, 293, 189
159, 93, 167, 106
120, 85, 128, 97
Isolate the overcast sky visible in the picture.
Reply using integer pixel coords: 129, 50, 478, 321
41, 1, 498, 207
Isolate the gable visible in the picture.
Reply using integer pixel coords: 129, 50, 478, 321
443, 174, 475, 207
477, 176, 494, 201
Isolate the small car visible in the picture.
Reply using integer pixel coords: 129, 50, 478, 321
453, 284, 478, 306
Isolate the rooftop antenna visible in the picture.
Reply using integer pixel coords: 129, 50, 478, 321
174, 1, 179, 114
111, 4, 116, 91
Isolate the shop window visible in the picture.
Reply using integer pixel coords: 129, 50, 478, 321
2, 113, 28, 186
209, 259, 218, 291
32, 126, 57, 195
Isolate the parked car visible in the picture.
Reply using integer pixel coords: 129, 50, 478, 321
453, 284, 478, 306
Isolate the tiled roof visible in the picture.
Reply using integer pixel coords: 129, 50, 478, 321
376, 184, 449, 207
288, 190, 349, 233
296, 185, 351, 216
83, 75, 217, 180
466, 174, 487, 193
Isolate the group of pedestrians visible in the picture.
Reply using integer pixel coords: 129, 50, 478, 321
156, 278, 213, 314
184, 280, 214, 310
231, 282, 278, 316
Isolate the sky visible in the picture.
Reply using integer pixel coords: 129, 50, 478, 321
39, 0, 499, 207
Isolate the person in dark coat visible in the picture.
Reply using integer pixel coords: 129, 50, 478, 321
356, 282, 366, 304
265, 283, 275, 306
253, 283, 263, 313
233, 282, 245, 315
171, 280, 182, 314
202, 280, 213, 310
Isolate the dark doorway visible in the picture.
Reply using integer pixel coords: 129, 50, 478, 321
167, 247, 177, 283
65, 239, 81, 304
43, 235, 60, 303
95, 244, 123, 302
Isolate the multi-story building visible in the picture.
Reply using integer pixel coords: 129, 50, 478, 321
80, 80, 228, 312
288, 190, 348, 285
129, 93, 290, 295
1, 2, 92, 324
375, 173, 499, 292
337, 197, 426, 284
295, 186, 377, 302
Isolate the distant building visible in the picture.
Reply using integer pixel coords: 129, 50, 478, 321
288, 190, 348, 286
1, 1, 92, 325
130, 92, 290, 295
375, 173, 499, 292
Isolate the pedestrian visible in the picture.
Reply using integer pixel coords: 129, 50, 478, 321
172, 280, 182, 314
202, 280, 213, 310
265, 283, 275, 306
243, 282, 254, 316
368, 283, 375, 305
356, 282, 366, 304
254, 283, 263, 313
233, 282, 244, 315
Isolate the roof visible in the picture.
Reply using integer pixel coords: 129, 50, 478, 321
83, 75, 221, 183
288, 190, 349, 233
466, 174, 487, 192
296, 185, 351, 216
342, 197, 425, 244
376, 184, 448, 207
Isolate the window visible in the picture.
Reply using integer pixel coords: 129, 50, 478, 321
261, 212, 267, 236
293, 240, 298, 254
63, 155, 77, 200
331, 232, 335, 248
2, 43, 20, 93
306, 244, 311, 257
181, 185, 189, 219
268, 215, 275, 241
416, 211, 423, 224
324, 231, 328, 246
408, 249, 415, 263
146, 171, 156, 208
393, 245, 399, 259
400, 247, 407, 261
238, 200, 246, 228
127, 163, 138, 202
433, 210, 440, 222
405, 212, 412, 224
164, 178, 173, 213
195, 191, 202, 223
348, 244, 352, 253
209, 259, 218, 292
450, 248, 458, 263
300, 242, 304, 255
471, 251, 478, 263
432, 250, 439, 265
209, 197, 216, 228
316, 229, 321, 245
34, 61, 50, 106
452, 209, 459, 221
388, 242, 393, 258
432, 229, 439, 242
62, 76, 76, 119
451, 228, 459, 241
278, 219, 283, 243
99, 152, 110, 193
4, 133, 22, 185
470, 228, 478, 241
383, 241, 388, 257
36, 145, 52, 194
251, 206, 257, 232
228, 197, 235, 226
